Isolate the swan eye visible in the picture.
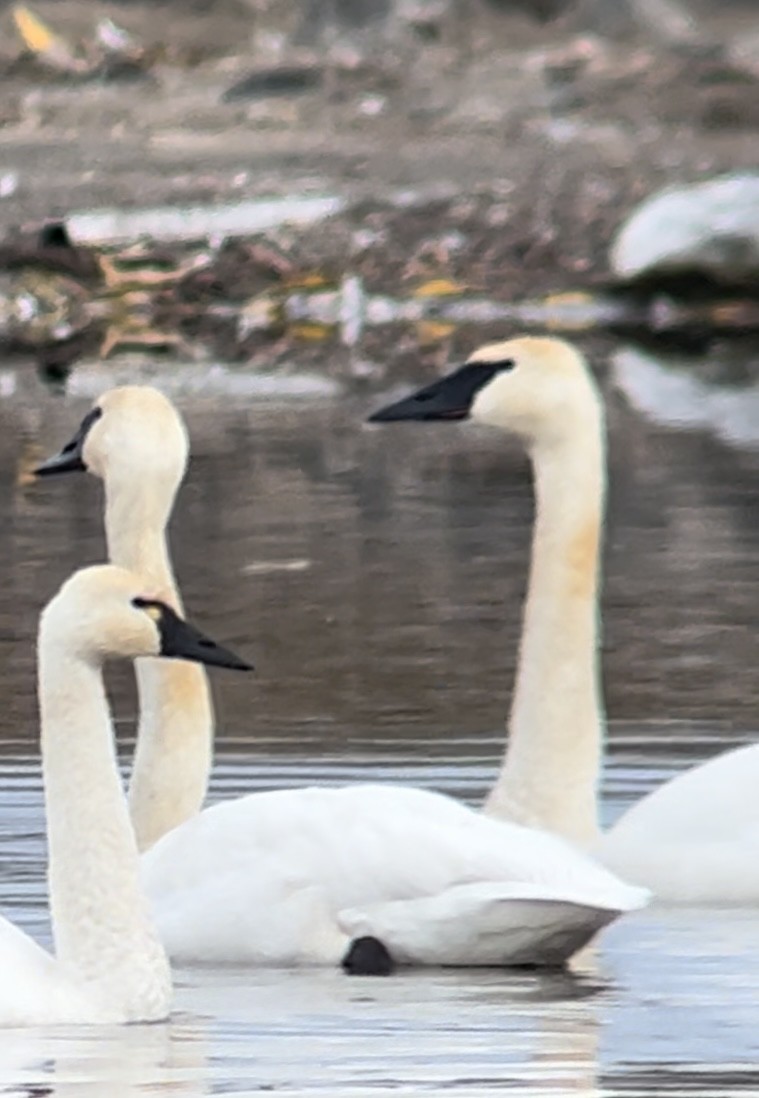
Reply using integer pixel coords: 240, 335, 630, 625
132, 597, 164, 623
461, 358, 516, 379
61, 407, 103, 455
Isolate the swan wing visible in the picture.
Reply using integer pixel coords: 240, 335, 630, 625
600, 744, 759, 904
144, 784, 647, 965
338, 881, 627, 967
149, 869, 349, 965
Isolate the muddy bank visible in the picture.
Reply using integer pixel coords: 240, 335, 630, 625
0, 1, 757, 379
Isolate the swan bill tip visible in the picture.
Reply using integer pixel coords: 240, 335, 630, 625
34, 407, 103, 478
34, 451, 87, 478
342, 936, 395, 976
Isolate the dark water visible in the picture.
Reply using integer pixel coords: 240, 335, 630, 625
0, 347, 759, 1094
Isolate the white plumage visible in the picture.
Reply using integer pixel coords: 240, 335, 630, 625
0, 566, 173, 1026
599, 744, 759, 904
143, 784, 647, 966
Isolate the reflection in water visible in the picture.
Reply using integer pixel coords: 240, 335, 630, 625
0, 1019, 208, 1098
0, 354, 758, 1093
10, 358, 759, 740
613, 344, 759, 450
0, 967, 607, 1097
177, 964, 604, 1095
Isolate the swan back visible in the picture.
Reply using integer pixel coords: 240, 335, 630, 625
143, 783, 647, 967
600, 743, 759, 903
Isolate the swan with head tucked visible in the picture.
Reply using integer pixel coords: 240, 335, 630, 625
0, 564, 250, 1026
369, 335, 759, 904
36, 387, 647, 969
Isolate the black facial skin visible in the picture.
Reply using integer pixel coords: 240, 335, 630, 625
131, 597, 253, 672
367, 360, 515, 423
34, 406, 103, 477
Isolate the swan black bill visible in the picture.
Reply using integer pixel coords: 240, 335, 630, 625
367, 362, 505, 423
34, 406, 103, 477
132, 597, 253, 672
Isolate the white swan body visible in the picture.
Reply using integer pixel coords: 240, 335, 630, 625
0, 916, 93, 1026
39, 387, 647, 969
143, 783, 646, 966
370, 336, 759, 905
0, 565, 249, 1026
598, 743, 759, 904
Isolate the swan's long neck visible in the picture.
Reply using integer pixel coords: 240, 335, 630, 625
483, 415, 606, 847
39, 639, 171, 1020
105, 478, 213, 852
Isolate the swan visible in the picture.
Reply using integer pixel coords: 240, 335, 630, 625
368, 334, 759, 905
0, 563, 251, 1026
37, 388, 213, 853
36, 387, 647, 969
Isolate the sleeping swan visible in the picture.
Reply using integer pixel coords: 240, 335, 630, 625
369, 335, 759, 905
0, 564, 250, 1026
36, 387, 647, 969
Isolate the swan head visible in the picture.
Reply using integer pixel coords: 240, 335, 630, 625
35, 386, 189, 492
368, 337, 602, 446
40, 565, 253, 671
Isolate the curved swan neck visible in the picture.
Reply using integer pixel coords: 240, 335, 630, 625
484, 412, 606, 847
129, 659, 213, 852
38, 636, 171, 1018
104, 475, 214, 853
105, 484, 175, 593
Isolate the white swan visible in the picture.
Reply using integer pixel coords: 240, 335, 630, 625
0, 563, 250, 1026
37, 387, 647, 969
369, 335, 759, 904
37, 389, 213, 852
